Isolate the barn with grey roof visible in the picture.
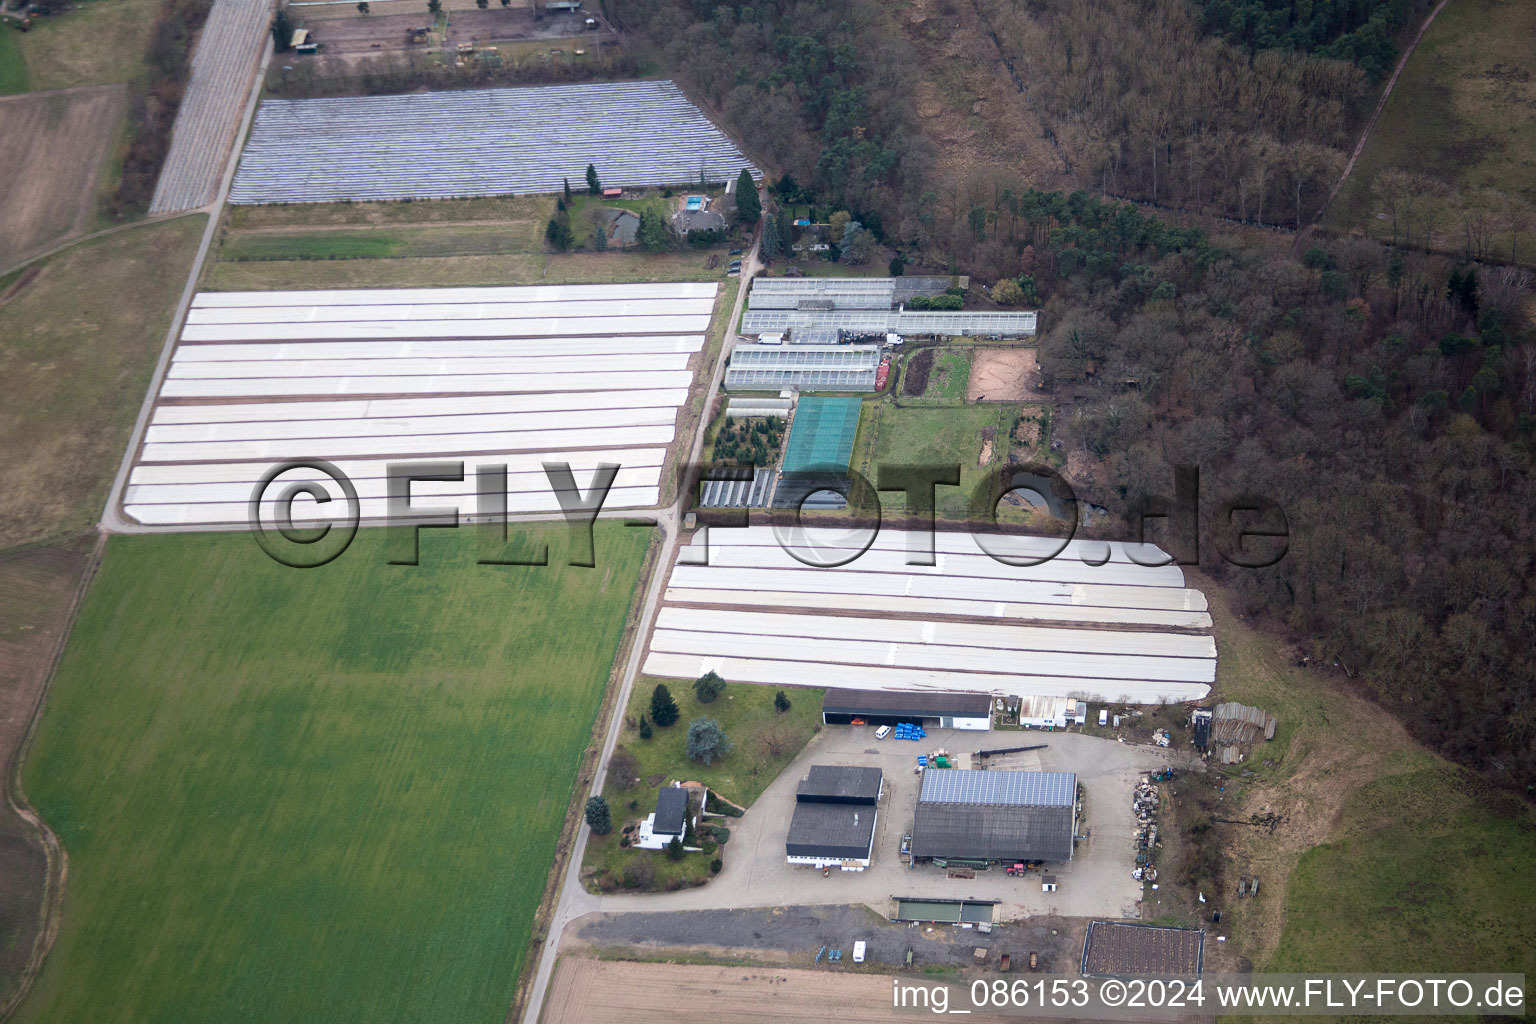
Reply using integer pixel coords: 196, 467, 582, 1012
785, 765, 883, 869
909, 769, 1077, 863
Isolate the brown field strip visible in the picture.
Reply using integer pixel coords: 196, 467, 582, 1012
542, 957, 1053, 1024
0, 85, 126, 263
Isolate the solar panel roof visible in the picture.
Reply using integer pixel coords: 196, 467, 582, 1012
918, 769, 1076, 807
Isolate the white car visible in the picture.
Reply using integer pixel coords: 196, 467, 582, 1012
852, 941, 866, 963
874, 725, 891, 740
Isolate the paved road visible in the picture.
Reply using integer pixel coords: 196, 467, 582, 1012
516, 238, 759, 1024
99, 36, 275, 536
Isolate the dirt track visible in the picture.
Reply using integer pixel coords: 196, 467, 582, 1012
968, 346, 1042, 402
543, 957, 1032, 1024
0, 85, 126, 265
0, 539, 96, 1014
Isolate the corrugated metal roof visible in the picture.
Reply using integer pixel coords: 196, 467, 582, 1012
919, 770, 1076, 807
822, 688, 992, 718
910, 801, 1075, 861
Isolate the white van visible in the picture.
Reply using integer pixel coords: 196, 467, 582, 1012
874, 725, 892, 740
1097, 708, 1109, 727
852, 941, 867, 963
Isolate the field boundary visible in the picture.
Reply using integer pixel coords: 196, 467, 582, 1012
0, 531, 106, 1021
0, 209, 204, 282
505, 524, 666, 1024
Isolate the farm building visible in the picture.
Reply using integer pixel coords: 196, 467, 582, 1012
909, 770, 1077, 864
634, 785, 694, 850
779, 396, 862, 474
785, 766, 882, 869
747, 276, 953, 311
723, 344, 881, 392
894, 899, 997, 925
1013, 694, 1074, 729
673, 209, 727, 235
740, 309, 1037, 338
599, 208, 639, 248
821, 689, 992, 730
1080, 921, 1205, 977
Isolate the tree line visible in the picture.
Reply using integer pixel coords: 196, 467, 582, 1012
111, 0, 214, 217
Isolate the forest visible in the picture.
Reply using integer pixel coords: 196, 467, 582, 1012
1194, 0, 1423, 78
1015, 190, 1536, 793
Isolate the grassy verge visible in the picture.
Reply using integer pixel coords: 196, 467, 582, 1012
0, 215, 205, 552
0, 539, 94, 1008
0, 27, 28, 93
218, 224, 543, 261
16, 524, 651, 1024
1188, 580, 1536, 980
204, 249, 733, 290
224, 194, 554, 229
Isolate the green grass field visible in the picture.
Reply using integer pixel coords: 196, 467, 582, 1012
204, 249, 732, 290
851, 401, 1019, 519
224, 195, 554, 229
17, 524, 652, 1024
0, 27, 28, 93
12, 0, 160, 90
1194, 582, 1536, 979
0, 216, 205, 551
218, 224, 544, 262
1270, 768, 1536, 973
909, 348, 971, 402
617, 678, 825, 808
1331, 0, 1536, 258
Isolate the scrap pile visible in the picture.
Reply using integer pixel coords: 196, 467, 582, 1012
1204, 702, 1277, 764
1130, 775, 1161, 883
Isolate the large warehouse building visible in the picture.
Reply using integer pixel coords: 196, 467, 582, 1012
821, 689, 992, 731
785, 765, 883, 870
910, 770, 1077, 863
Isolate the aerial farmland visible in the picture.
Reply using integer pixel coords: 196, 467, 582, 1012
649, 526, 1216, 703
121, 282, 717, 525
230, 80, 760, 204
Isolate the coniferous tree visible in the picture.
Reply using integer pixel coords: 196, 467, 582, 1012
651, 683, 680, 727
584, 795, 612, 835
735, 168, 761, 222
